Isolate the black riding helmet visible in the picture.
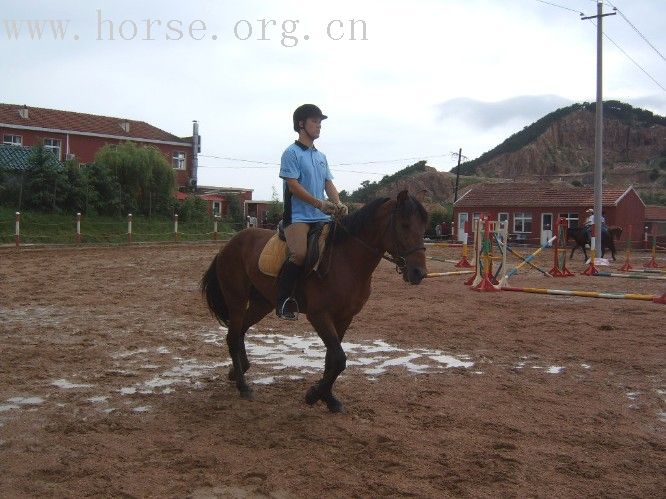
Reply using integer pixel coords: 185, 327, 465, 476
293, 104, 328, 132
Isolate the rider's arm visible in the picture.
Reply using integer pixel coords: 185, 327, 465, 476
285, 178, 325, 209
324, 180, 340, 205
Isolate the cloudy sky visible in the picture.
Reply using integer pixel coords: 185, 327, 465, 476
2, 0, 665, 200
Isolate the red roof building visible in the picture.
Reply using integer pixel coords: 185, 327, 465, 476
644, 205, 666, 245
176, 186, 254, 218
453, 182, 645, 244
0, 103, 197, 189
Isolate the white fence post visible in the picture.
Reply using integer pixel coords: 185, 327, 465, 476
174, 214, 179, 242
127, 213, 133, 244
76, 212, 81, 245
15, 212, 20, 247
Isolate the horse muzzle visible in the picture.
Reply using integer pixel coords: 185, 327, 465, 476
403, 266, 426, 285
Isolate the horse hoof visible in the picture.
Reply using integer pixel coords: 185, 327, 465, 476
239, 388, 254, 401
325, 397, 344, 413
305, 385, 320, 406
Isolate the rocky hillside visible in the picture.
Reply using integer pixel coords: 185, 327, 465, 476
345, 101, 666, 206
461, 103, 665, 180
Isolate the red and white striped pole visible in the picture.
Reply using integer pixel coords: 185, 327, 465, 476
76, 212, 81, 246
15, 211, 20, 248
127, 213, 133, 244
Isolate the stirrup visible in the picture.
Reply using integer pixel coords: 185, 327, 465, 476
277, 297, 299, 321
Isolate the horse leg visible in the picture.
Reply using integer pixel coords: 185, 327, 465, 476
305, 314, 346, 413
227, 295, 273, 382
226, 317, 253, 400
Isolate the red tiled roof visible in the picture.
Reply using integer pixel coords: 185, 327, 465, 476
0, 103, 189, 144
454, 182, 638, 208
645, 205, 666, 221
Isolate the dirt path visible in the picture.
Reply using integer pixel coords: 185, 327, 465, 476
1, 244, 664, 497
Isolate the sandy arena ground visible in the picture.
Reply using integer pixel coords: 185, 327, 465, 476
0, 241, 664, 498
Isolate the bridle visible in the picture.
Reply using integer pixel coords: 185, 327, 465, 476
331, 206, 425, 275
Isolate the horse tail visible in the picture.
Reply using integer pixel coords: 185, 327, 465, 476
200, 254, 229, 326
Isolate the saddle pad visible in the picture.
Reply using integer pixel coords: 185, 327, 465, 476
257, 224, 331, 277
258, 234, 288, 277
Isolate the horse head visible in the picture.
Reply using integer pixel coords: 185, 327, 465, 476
381, 190, 428, 285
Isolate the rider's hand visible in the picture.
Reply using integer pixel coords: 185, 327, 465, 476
319, 199, 337, 215
335, 202, 349, 217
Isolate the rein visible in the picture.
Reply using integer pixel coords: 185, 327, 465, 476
329, 209, 425, 275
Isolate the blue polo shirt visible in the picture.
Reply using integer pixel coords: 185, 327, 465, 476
280, 141, 333, 224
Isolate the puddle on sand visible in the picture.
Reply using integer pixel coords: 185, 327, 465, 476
51, 379, 94, 389
202, 331, 474, 382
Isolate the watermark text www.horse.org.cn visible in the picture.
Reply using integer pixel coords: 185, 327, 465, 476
2, 9, 368, 47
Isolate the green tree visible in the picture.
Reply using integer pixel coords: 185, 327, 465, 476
265, 186, 283, 225
178, 195, 209, 222
94, 142, 175, 216
225, 194, 245, 229
20, 145, 69, 212
86, 163, 122, 215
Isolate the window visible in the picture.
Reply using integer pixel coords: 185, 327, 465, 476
43, 138, 62, 160
172, 151, 186, 169
558, 212, 580, 229
212, 201, 221, 216
3, 134, 22, 146
513, 212, 532, 233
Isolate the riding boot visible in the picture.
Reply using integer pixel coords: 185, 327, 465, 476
276, 261, 303, 320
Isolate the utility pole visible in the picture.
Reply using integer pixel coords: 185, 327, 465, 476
452, 148, 467, 203
581, 1, 615, 257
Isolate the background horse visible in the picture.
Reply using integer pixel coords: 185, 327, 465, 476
201, 190, 428, 412
567, 226, 623, 261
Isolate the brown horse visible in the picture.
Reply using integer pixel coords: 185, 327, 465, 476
567, 226, 623, 261
200, 190, 428, 412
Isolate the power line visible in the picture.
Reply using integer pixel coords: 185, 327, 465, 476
199, 154, 279, 166
535, 0, 665, 91
585, 19, 666, 92
198, 152, 453, 177
332, 153, 451, 167
533, 0, 583, 15
198, 163, 387, 176
606, 1, 666, 62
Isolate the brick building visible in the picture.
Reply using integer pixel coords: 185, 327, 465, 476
0, 103, 197, 190
453, 183, 646, 244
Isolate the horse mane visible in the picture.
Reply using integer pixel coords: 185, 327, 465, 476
327, 195, 428, 246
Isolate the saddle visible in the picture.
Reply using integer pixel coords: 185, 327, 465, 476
258, 221, 331, 277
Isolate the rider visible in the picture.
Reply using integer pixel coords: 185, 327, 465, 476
276, 104, 348, 320
584, 208, 607, 245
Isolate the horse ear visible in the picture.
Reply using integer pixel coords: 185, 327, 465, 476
397, 190, 409, 205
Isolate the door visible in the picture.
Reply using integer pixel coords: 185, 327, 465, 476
457, 212, 469, 243
541, 213, 553, 246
